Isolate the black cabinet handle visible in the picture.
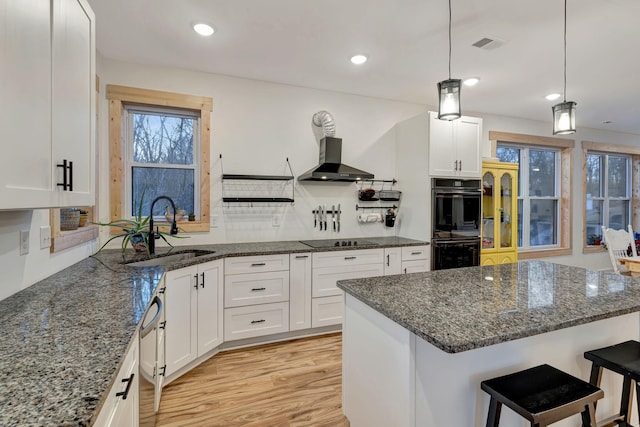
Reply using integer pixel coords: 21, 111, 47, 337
387, 254, 390, 266
200, 272, 205, 288
411, 251, 422, 255
159, 321, 166, 330
56, 159, 73, 191
193, 274, 199, 289
344, 256, 356, 260
251, 287, 266, 291
404, 268, 407, 274
159, 365, 166, 377
115, 373, 135, 400
251, 319, 266, 324
251, 262, 266, 267
295, 255, 309, 259
159, 287, 166, 294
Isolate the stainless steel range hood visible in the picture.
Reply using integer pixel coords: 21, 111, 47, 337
297, 137, 374, 182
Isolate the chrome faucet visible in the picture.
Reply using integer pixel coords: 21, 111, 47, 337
148, 196, 179, 255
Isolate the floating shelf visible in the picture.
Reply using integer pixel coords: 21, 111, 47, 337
220, 155, 295, 205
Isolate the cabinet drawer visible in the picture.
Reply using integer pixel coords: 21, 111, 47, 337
312, 249, 383, 268
224, 270, 289, 308
312, 263, 384, 298
401, 245, 429, 261
401, 259, 430, 274
224, 254, 289, 275
224, 302, 289, 341
311, 295, 343, 328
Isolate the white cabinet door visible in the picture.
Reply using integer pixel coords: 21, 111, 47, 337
196, 260, 223, 356
0, 0, 57, 209
455, 116, 482, 178
384, 248, 402, 275
289, 253, 312, 331
428, 111, 482, 178
428, 111, 457, 177
402, 259, 430, 274
311, 295, 344, 328
52, 0, 95, 206
93, 338, 139, 427
164, 265, 197, 377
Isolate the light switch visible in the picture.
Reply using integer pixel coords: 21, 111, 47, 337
40, 226, 51, 249
20, 230, 29, 255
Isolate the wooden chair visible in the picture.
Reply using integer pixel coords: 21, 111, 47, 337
601, 225, 637, 274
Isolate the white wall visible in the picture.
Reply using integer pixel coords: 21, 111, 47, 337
95, 55, 426, 247
0, 210, 95, 301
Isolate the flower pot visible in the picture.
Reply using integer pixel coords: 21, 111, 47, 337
130, 234, 146, 252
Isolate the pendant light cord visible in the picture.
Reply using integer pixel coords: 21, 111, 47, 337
448, 0, 452, 79
563, 0, 567, 102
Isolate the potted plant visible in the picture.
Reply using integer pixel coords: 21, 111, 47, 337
93, 190, 185, 255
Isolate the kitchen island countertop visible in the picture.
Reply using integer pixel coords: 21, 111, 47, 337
337, 260, 640, 353
0, 236, 425, 426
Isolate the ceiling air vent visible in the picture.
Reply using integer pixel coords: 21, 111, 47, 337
472, 36, 505, 50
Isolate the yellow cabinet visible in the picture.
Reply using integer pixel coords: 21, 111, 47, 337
481, 161, 518, 265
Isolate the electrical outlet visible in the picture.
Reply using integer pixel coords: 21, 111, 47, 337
40, 226, 51, 249
211, 215, 219, 228
20, 230, 29, 255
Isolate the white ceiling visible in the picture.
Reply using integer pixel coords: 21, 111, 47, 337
87, 0, 640, 135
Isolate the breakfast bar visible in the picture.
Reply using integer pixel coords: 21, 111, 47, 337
337, 261, 640, 426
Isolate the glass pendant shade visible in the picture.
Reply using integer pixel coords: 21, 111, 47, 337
437, 79, 462, 120
552, 100, 576, 135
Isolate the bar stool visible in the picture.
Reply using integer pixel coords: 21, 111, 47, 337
481, 364, 604, 427
584, 340, 640, 426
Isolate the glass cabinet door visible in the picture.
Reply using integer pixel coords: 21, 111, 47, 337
482, 172, 495, 249
500, 172, 513, 248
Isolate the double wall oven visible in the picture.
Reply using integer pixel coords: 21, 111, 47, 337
431, 178, 482, 270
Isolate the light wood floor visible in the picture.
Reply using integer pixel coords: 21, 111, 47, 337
143, 333, 349, 427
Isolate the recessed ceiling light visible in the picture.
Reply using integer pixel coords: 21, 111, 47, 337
350, 54, 368, 65
193, 23, 215, 36
545, 93, 561, 101
463, 77, 480, 87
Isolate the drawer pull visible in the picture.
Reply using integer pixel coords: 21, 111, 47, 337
193, 274, 199, 289
251, 262, 266, 267
295, 255, 309, 259
251, 287, 266, 291
115, 373, 135, 400
411, 251, 423, 255
251, 319, 266, 324
344, 256, 357, 260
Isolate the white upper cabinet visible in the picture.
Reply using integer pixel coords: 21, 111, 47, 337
428, 112, 482, 178
0, 0, 95, 209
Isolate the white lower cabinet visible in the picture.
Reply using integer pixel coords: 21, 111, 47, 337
384, 247, 402, 275
93, 338, 138, 427
401, 245, 430, 274
164, 259, 223, 378
224, 302, 289, 340
289, 253, 312, 331
311, 249, 384, 327
224, 254, 291, 341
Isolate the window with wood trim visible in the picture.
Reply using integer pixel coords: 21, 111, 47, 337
107, 85, 211, 233
582, 141, 640, 252
489, 131, 573, 259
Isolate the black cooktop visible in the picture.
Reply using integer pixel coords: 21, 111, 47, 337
299, 239, 379, 248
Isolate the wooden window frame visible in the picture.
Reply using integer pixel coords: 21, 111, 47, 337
582, 141, 640, 253
106, 85, 211, 233
489, 131, 574, 259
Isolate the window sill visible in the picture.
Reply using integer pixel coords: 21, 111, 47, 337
583, 246, 606, 254
518, 248, 572, 259
51, 225, 99, 253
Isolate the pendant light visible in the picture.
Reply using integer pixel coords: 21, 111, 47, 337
552, 0, 576, 135
437, 0, 461, 120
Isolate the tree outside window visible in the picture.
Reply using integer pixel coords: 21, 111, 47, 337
125, 107, 199, 218
497, 145, 560, 249
585, 152, 631, 245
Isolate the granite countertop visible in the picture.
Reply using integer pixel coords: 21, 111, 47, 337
337, 260, 640, 354
0, 236, 426, 426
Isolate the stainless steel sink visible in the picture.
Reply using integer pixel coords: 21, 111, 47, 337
125, 250, 215, 267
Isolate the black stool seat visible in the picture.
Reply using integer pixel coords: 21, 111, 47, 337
584, 340, 640, 426
481, 364, 604, 427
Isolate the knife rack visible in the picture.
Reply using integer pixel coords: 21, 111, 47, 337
312, 209, 341, 215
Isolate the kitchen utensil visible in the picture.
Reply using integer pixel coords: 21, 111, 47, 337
321, 205, 325, 231
358, 188, 378, 201
314, 208, 317, 228
332, 205, 336, 231
385, 208, 396, 227
337, 204, 341, 232
318, 205, 323, 230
